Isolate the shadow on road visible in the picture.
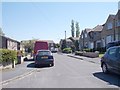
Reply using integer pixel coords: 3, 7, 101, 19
27, 63, 36, 68
24, 57, 34, 62
27, 62, 53, 69
93, 72, 120, 87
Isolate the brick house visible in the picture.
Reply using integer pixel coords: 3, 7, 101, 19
0, 35, 20, 50
101, 10, 120, 48
88, 25, 103, 49
79, 28, 91, 50
60, 39, 74, 50
42, 40, 55, 51
115, 10, 120, 41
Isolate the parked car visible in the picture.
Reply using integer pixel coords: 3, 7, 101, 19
35, 50, 54, 67
101, 46, 120, 75
106, 40, 120, 50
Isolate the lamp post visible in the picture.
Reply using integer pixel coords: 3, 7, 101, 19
65, 31, 67, 48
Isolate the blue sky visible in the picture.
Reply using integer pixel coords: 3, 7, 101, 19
2, 2, 119, 43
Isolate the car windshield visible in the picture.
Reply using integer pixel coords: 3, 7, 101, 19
37, 51, 51, 55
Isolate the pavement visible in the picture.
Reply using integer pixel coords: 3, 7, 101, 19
1, 57, 36, 85
66, 53, 101, 64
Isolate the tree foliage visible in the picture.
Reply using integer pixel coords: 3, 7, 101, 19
71, 20, 75, 37
76, 22, 80, 37
61, 40, 67, 50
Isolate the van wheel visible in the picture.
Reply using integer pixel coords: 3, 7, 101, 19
102, 63, 109, 74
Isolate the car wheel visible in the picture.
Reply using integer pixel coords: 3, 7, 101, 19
51, 63, 54, 66
102, 63, 109, 74
49, 63, 54, 67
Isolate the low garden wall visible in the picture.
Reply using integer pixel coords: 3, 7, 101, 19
83, 52, 99, 58
75, 51, 99, 58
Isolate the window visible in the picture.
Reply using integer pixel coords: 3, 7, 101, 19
38, 51, 51, 55
106, 35, 112, 44
81, 34, 83, 39
85, 33, 87, 38
107, 22, 113, 29
117, 20, 120, 27
108, 48, 116, 57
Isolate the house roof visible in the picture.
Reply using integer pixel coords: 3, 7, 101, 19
115, 10, 120, 18
92, 25, 103, 31
1, 35, 20, 43
84, 28, 92, 33
106, 14, 115, 21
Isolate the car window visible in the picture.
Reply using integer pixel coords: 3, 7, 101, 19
108, 48, 117, 57
38, 51, 51, 55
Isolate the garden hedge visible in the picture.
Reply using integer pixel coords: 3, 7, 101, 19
62, 48, 72, 53
0, 49, 17, 64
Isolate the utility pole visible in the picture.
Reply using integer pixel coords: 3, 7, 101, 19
65, 31, 67, 48
65, 31, 66, 40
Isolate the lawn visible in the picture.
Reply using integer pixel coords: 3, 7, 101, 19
99, 54, 104, 58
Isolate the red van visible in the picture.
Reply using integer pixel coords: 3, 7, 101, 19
33, 41, 49, 60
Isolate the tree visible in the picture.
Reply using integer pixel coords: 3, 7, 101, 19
75, 40, 79, 51
76, 22, 80, 37
61, 40, 67, 50
55, 43, 60, 48
71, 20, 75, 37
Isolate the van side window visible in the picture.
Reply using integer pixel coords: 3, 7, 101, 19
108, 48, 117, 57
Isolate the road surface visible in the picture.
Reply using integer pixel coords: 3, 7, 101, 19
2, 53, 120, 88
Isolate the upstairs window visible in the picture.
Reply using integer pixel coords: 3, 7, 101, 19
107, 22, 113, 30
81, 34, 83, 39
85, 33, 87, 38
117, 20, 120, 27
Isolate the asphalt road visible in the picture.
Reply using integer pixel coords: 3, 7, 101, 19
2, 53, 120, 88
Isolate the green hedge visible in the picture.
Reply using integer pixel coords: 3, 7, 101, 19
83, 47, 106, 53
0, 49, 17, 63
62, 48, 72, 53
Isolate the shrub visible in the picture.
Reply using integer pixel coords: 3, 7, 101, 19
62, 48, 72, 53
83, 48, 91, 52
0, 49, 17, 64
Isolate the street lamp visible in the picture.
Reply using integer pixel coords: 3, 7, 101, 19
65, 31, 67, 48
